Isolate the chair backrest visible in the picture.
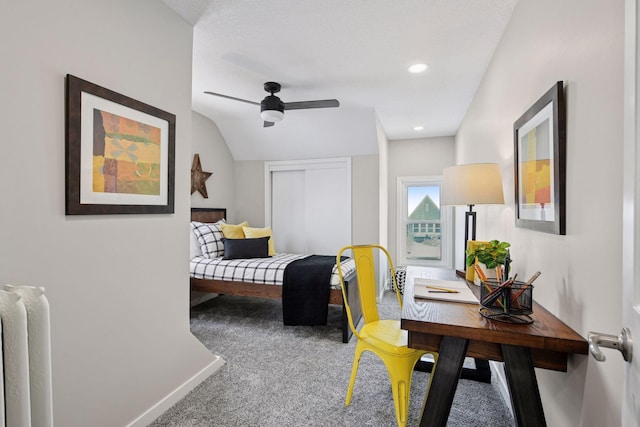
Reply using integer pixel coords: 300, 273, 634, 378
336, 244, 402, 336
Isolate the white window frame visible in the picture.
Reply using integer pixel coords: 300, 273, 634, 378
397, 176, 453, 268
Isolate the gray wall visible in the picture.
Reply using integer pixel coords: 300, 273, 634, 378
456, 0, 623, 424
0, 1, 219, 426
387, 136, 456, 265
229, 156, 379, 243
191, 111, 236, 216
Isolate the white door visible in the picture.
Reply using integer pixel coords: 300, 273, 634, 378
622, 1, 640, 423
271, 170, 306, 253
265, 158, 352, 255
304, 166, 350, 255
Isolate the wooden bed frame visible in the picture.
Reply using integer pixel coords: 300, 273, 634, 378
190, 208, 362, 343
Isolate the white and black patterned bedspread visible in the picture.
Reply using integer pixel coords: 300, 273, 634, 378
190, 253, 356, 289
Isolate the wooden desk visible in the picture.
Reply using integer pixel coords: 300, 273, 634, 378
400, 267, 588, 427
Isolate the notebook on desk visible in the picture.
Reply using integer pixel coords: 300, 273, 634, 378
413, 278, 479, 304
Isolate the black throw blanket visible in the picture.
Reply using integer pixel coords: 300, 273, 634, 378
282, 255, 343, 326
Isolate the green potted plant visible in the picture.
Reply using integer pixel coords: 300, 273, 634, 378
466, 240, 511, 275
467, 240, 511, 268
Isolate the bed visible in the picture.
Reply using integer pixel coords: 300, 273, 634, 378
189, 208, 362, 343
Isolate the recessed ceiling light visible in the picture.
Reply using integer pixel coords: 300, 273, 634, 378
408, 63, 428, 73
413, 126, 424, 131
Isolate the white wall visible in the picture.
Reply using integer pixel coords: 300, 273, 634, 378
234, 160, 266, 226
0, 1, 221, 426
377, 117, 389, 249
191, 111, 236, 215
456, 0, 624, 425
352, 155, 380, 245
387, 136, 456, 265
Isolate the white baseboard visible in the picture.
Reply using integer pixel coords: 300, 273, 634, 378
490, 360, 513, 418
126, 355, 226, 427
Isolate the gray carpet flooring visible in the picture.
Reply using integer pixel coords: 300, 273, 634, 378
150, 292, 514, 426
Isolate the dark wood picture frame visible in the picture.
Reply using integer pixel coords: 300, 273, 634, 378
65, 74, 175, 214
514, 81, 566, 235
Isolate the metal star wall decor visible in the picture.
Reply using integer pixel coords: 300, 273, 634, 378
191, 154, 213, 198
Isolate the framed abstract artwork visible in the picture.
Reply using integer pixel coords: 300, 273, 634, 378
513, 81, 566, 234
65, 74, 175, 214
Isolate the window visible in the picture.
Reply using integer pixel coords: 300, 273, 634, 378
397, 176, 452, 268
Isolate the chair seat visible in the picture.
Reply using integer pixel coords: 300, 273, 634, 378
359, 320, 417, 356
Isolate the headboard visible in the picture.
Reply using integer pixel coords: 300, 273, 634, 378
191, 207, 227, 223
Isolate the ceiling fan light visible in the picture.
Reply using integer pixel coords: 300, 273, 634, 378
260, 94, 285, 122
260, 109, 284, 122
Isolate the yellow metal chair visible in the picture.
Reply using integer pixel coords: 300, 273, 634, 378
336, 244, 437, 427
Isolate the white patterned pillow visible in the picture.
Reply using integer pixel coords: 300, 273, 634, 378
189, 222, 203, 259
191, 220, 226, 258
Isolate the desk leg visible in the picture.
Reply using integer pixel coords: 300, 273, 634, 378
419, 336, 468, 427
501, 344, 547, 427
469, 358, 492, 383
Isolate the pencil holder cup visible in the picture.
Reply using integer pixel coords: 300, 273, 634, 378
479, 279, 533, 323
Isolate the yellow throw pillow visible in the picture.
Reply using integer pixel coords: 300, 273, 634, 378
242, 226, 275, 256
220, 221, 249, 239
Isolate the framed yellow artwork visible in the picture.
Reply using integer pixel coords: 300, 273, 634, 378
513, 81, 566, 234
65, 74, 175, 214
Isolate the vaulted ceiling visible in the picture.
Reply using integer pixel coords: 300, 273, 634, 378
162, 0, 517, 160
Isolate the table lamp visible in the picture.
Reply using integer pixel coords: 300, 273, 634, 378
441, 163, 505, 273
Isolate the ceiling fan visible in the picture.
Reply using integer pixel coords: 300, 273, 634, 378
204, 82, 340, 127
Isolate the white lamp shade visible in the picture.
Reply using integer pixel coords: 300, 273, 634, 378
441, 163, 505, 206
260, 109, 284, 122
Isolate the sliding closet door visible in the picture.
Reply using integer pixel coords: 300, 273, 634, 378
305, 167, 350, 255
271, 170, 306, 254
266, 158, 351, 255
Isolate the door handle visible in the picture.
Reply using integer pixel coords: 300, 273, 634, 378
587, 327, 632, 362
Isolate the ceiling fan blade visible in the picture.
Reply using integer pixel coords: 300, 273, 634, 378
283, 99, 340, 110
263, 121, 275, 127
204, 91, 260, 106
